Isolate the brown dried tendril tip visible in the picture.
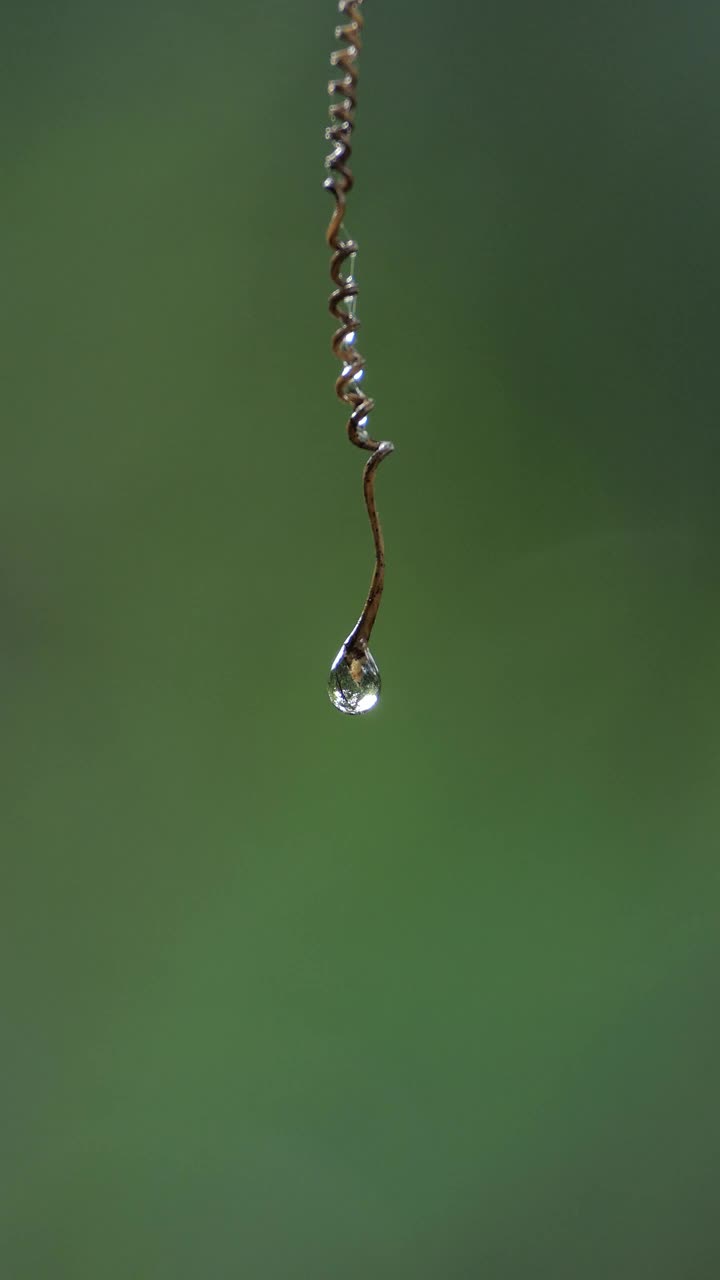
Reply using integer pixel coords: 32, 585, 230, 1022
324, 0, 394, 714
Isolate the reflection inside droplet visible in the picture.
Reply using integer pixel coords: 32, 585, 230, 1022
328, 644, 381, 715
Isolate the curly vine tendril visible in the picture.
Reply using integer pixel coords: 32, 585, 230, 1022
324, 0, 394, 660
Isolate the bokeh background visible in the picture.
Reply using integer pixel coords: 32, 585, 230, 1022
3, 1, 720, 1275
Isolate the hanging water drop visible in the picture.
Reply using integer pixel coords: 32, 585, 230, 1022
328, 644, 381, 715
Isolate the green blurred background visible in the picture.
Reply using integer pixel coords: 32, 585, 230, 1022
3, 1, 720, 1275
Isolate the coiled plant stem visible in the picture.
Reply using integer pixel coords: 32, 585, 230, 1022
324, 0, 394, 659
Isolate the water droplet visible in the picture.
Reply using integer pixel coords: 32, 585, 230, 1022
328, 645, 381, 715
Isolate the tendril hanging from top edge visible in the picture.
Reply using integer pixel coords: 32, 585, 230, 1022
324, 0, 394, 659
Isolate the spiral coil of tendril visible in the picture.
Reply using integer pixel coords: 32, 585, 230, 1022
324, 0, 371, 446
324, 0, 393, 657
